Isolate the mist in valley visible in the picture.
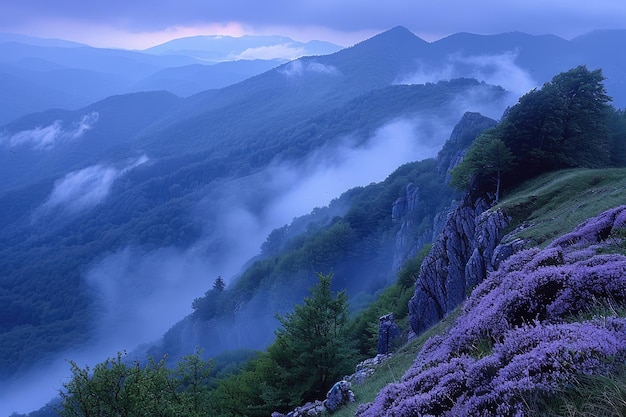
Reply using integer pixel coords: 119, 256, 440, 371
397, 51, 538, 113
0, 109, 477, 416
0, 44, 531, 417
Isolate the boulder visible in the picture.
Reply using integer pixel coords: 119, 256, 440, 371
324, 380, 355, 413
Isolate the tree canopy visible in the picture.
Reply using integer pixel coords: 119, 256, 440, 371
451, 65, 614, 198
58, 352, 213, 417
501, 65, 611, 173
450, 132, 515, 202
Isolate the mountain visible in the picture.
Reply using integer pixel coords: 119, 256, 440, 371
131, 59, 283, 97
0, 33, 86, 48
0, 41, 191, 124
0, 34, 338, 124
4, 27, 626, 126
0, 26, 510, 404
3, 26, 626, 416
142, 34, 342, 61
0, 34, 339, 124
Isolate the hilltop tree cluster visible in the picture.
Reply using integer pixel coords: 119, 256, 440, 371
452, 65, 626, 200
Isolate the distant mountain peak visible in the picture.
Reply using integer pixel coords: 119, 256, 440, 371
375, 25, 428, 43
346, 25, 428, 54
0, 32, 86, 48
143, 34, 342, 62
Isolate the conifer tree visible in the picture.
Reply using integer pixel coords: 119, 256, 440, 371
213, 275, 226, 291
267, 272, 356, 406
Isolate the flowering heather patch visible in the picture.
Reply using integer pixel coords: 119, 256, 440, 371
356, 206, 626, 417
549, 205, 626, 248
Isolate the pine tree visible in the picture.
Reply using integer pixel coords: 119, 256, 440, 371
212, 275, 226, 291
267, 272, 356, 406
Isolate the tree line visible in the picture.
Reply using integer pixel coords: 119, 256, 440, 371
451, 65, 626, 201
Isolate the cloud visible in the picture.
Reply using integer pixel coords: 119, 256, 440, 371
229, 43, 306, 60
84, 246, 217, 348
2, 1, 626, 49
62, 116, 448, 363
38, 154, 148, 215
397, 51, 538, 113
279, 59, 340, 77
265, 119, 444, 217
1, 112, 99, 151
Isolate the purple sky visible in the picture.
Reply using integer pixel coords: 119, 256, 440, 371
1, 1, 626, 49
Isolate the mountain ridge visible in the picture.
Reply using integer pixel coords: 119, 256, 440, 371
2, 26, 626, 416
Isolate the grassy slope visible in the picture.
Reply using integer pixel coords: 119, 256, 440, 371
334, 167, 626, 415
498, 168, 626, 247
334, 310, 461, 417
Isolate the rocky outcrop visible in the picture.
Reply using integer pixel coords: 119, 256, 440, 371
436, 112, 498, 177
377, 313, 401, 354
391, 183, 436, 271
408, 193, 512, 335
464, 205, 511, 293
324, 380, 355, 413
345, 354, 393, 385
391, 112, 497, 272
272, 381, 355, 417
271, 401, 326, 417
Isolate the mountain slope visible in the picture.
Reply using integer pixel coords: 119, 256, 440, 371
350, 168, 626, 416
0, 32, 508, 388
3, 26, 626, 415
131, 59, 283, 96
0, 91, 182, 195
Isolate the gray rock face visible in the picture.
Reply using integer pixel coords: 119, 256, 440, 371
391, 112, 497, 272
408, 194, 511, 335
392, 183, 420, 221
436, 112, 498, 176
377, 313, 401, 354
392, 183, 436, 271
464, 206, 511, 293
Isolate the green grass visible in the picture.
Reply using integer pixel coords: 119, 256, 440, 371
333, 308, 461, 417
524, 364, 626, 417
497, 168, 626, 247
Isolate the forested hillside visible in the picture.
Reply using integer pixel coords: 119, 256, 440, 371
0, 26, 508, 392
41, 65, 626, 417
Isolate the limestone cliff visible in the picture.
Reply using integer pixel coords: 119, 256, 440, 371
391, 112, 497, 271
407, 193, 513, 336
